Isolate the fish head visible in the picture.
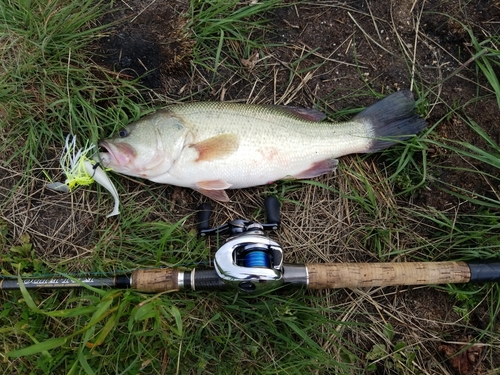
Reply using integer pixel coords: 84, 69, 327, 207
98, 112, 189, 179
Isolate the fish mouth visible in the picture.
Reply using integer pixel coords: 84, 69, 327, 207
98, 141, 135, 167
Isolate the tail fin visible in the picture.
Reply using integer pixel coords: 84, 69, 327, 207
354, 90, 427, 152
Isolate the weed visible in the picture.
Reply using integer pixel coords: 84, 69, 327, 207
187, 0, 283, 82
0, 0, 146, 173
365, 339, 422, 375
453, 19, 500, 109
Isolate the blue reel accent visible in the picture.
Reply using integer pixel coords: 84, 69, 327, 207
245, 251, 270, 268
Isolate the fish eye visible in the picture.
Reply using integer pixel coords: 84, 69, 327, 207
118, 128, 130, 138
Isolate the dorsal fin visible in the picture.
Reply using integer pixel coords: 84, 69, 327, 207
273, 105, 326, 122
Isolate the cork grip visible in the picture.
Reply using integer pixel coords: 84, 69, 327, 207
306, 262, 471, 289
131, 268, 179, 293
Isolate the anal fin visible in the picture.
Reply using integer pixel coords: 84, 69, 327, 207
293, 159, 338, 179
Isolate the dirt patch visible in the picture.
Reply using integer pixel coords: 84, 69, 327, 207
93, 0, 192, 89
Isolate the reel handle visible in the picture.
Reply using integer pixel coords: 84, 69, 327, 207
196, 203, 213, 233
196, 196, 281, 236
264, 196, 280, 229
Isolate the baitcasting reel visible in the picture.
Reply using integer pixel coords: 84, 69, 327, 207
197, 196, 286, 292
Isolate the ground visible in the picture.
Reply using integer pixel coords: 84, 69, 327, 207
1, 0, 499, 374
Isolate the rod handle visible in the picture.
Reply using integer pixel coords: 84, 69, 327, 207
306, 262, 472, 289
131, 268, 179, 293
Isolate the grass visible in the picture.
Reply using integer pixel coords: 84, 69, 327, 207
440, 16, 500, 110
187, 0, 284, 90
1, 0, 500, 374
0, 0, 148, 169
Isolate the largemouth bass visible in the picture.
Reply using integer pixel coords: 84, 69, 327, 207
99, 90, 426, 201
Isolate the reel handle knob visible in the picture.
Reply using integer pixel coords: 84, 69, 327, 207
264, 196, 280, 229
197, 203, 212, 234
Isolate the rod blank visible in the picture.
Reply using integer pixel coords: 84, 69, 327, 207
0, 275, 131, 290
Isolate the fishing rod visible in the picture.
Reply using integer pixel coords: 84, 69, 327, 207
1, 197, 500, 293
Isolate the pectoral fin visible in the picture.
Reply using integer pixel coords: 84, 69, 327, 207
190, 134, 239, 162
195, 180, 232, 202
293, 158, 338, 179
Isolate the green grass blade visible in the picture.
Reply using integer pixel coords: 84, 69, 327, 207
7, 337, 67, 358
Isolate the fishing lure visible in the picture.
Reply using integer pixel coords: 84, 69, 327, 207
47, 134, 120, 218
